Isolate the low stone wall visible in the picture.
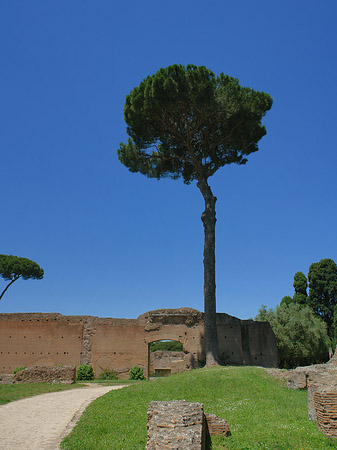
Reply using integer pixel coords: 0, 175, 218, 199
14, 365, 76, 384
0, 373, 14, 384
266, 360, 337, 391
266, 357, 337, 439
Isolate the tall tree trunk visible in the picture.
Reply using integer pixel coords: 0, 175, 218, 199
197, 179, 220, 366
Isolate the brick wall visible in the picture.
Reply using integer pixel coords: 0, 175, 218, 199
0, 308, 278, 378
314, 392, 337, 439
0, 313, 82, 373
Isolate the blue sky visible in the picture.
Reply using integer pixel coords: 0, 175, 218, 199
1, 0, 336, 320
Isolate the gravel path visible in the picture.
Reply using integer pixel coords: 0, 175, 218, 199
0, 384, 127, 450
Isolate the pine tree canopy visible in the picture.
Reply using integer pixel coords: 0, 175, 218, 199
0, 255, 44, 281
118, 64, 272, 184
0, 254, 44, 301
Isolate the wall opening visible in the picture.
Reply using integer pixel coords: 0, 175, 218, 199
148, 340, 185, 378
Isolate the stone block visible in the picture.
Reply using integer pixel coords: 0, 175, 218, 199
146, 400, 206, 450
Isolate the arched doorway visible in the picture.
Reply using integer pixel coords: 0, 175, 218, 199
148, 339, 184, 378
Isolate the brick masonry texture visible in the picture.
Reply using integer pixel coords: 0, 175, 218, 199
204, 413, 231, 437
307, 368, 337, 426
0, 308, 278, 379
313, 392, 337, 439
0, 373, 14, 384
146, 400, 206, 450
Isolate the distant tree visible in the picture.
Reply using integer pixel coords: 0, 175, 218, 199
0, 255, 44, 301
255, 304, 274, 322
308, 258, 337, 338
117, 64, 272, 365
332, 304, 337, 350
150, 340, 183, 352
293, 271, 308, 305
255, 302, 330, 368
280, 296, 293, 307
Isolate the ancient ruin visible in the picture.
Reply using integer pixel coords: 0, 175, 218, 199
0, 308, 278, 379
267, 353, 337, 440
13, 365, 76, 384
145, 401, 231, 449
146, 400, 206, 450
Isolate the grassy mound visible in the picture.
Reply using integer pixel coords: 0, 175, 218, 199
60, 366, 337, 450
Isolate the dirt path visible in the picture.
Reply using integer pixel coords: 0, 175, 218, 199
0, 384, 127, 450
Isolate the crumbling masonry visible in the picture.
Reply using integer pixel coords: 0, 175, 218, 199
0, 308, 278, 378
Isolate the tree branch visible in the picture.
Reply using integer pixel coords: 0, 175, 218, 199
215, 119, 244, 148
0, 275, 20, 301
205, 119, 244, 177
185, 141, 205, 181
146, 148, 186, 163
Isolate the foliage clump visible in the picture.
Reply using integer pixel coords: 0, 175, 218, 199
256, 303, 329, 368
13, 366, 26, 374
150, 340, 183, 352
129, 366, 145, 380
278, 259, 337, 340
259, 258, 337, 367
293, 271, 308, 305
76, 364, 94, 381
98, 369, 118, 381
308, 258, 337, 339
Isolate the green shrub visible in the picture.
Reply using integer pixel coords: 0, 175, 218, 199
76, 364, 94, 381
98, 368, 118, 380
129, 366, 145, 380
13, 366, 26, 374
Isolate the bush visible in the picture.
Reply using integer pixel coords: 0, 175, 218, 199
98, 369, 118, 380
76, 364, 94, 381
13, 366, 26, 374
255, 303, 330, 368
129, 366, 145, 380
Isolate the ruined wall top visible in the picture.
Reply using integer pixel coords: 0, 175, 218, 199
138, 308, 203, 327
0, 308, 262, 328
0, 312, 138, 326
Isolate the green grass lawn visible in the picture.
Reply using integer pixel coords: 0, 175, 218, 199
60, 366, 337, 450
0, 382, 86, 405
